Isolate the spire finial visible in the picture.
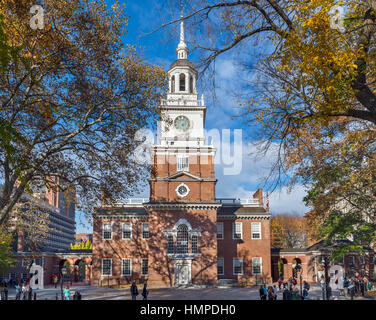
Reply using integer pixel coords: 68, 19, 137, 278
177, 9, 188, 60
180, 12, 185, 43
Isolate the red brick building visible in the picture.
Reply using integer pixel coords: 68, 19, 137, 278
271, 240, 375, 284
92, 18, 272, 287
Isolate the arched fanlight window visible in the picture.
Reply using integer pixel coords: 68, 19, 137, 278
179, 73, 186, 92
177, 224, 189, 254
189, 75, 193, 93
171, 75, 175, 93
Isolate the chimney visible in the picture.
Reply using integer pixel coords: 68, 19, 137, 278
101, 187, 111, 206
17, 229, 25, 252
253, 188, 263, 206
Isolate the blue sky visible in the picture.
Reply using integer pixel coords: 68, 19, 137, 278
75, 0, 309, 233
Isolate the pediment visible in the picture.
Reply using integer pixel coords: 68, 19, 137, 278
166, 171, 202, 181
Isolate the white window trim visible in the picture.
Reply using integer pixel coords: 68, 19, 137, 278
232, 222, 243, 240
177, 155, 189, 172
192, 235, 199, 254
141, 258, 149, 276
218, 258, 224, 276
141, 222, 149, 240
233, 258, 244, 275
167, 235, 174, 254
217, 222, 224, 240
122, 222, 132, 240
101, 258, 112, 276
252, 257, 262, 275
251, 222, 262, 240
121, 258, 132, 276
102, 222, 113, 240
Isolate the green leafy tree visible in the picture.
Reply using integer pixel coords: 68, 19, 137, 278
0, 0, 166, 227
0, 228, 16, 273
0, 13, 32, 188
70, 240, 92, 250
303, 129, 376, 258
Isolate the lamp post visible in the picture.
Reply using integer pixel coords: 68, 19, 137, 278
61, 267, 67, 300
321, 256, 331, 300
292, 263, 303, 298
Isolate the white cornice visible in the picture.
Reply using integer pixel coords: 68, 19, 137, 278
95, 214, 148, 220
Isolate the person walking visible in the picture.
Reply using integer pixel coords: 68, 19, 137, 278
267, 286, 273, 300
21, 283, 26, 300
277, 277, 283, 290
24, 282, 30, 300
355, 278, 360, 294
141, 283, 149, 300
53, 275, 58, 289
363, 276, 368, 292
262, 285, 267, 299
283, 286, 290, 300
360, 280, 365, 297
15, 283, 21, 300
273, 285, 278, 300
367, 279, 372, 291
64, 285, 71, 300
343, 277, 349, 297
130, 281, 139, 300
259, 285, 265, 300
348, 281, 355, 300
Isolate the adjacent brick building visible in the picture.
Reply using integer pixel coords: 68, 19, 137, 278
92, 18, 272, 287
271, 240, 375, 284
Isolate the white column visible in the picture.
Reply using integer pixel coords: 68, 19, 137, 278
175, 73, 179, 93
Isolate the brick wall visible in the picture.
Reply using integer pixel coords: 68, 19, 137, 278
217, 219, 272, 284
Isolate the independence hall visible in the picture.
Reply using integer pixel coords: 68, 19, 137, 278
92, 18, 271, 287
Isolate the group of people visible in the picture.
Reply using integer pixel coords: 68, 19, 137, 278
338, 275, 372, 298
13, 280, 33, 300
130, 281, 149, 300
259, 277, 311, 300
259, 285, 278, 300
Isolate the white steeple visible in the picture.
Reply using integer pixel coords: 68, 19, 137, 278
176, 13, 188, 60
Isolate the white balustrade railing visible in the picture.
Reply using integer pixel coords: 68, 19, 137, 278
113, 198, 149, 205
109, 197, 261, 207
160, 99, 205, 107
215, 198, 260, 205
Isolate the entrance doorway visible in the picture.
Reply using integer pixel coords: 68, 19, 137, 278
174, 260, 191, 286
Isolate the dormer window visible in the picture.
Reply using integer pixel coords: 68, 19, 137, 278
179, 73, 186, 91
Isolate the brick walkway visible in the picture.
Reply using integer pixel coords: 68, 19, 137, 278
4, 284, 374, 300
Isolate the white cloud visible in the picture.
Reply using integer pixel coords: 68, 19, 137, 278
268, 185, 309, 216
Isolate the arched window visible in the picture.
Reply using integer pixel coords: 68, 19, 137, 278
179, 73, 186, 92
189, 75, 193, 93
177, 224, 189, 254
171, 75, 175, 93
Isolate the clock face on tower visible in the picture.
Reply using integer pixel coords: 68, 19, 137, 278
174, 115, 190, 132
